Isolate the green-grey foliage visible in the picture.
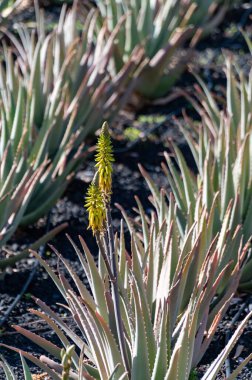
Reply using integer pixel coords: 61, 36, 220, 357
162, 52, 252, 288
95, 0, 229, 100
1, 145, 251, 379
0, 2, 142, 252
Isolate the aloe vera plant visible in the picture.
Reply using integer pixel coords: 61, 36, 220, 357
1, 124, 251, 379
161, 54, 252, 288
94, 0, 228, 100
0, 2, 142, 254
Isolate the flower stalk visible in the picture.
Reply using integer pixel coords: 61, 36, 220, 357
95, 232, 115, 282
105, 202, 131, 374
86, 122, 130, 375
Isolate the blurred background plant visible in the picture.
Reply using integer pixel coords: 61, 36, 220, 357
0, 1, 143, 258
0, 0, 22, 18
94, 0, 230, 102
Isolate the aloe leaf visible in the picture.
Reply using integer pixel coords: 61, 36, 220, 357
30, 250, 67, 298
131, 281, 151, 380
226, 57, 241, 131
67, 291, 109, 379
138, 164, 161, 207
34, 298, 87, 353
12, 325, 62, 360
125, 9, 140, 55
79, 236, 108, 321
10, 84, 24, 152
0, 355, 16, 380
0, 222, 67, 270
163, 152, 187, 215
151, 305, 168, 380
193, 71, 220, 128
134, 196, 149, 250
132, 241, 156, 371
90, 309, 126, 377
202, 311, 252, 380
172, 145, 196, 211
138, 0, 153, 52
20, 355, 32, 380
67, 235, 91, 282
28, 308, 81, 368
49, 244, 96, 309
226, 353, 252, 380
0, 345, 61, 380
146, 225, 155, 308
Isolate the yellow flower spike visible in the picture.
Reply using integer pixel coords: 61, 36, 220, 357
95, 121, 114, 196
85, 180, 105, 234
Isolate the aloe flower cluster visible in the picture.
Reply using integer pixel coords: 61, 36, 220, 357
95, 122, 115, 196
85, 122, 114, 234
85, 183, 106, 234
